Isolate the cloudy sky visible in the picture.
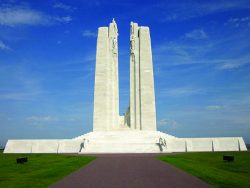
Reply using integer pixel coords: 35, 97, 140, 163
0, 0, 250, 147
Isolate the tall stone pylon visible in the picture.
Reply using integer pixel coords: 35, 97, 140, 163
93, 19, 119, 131
129, 22, 157, 131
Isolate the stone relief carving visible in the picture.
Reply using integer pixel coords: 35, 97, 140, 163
112, 36, 118, 54
112, 18, 118, 54
130, 22, 135, 54
130, 22, 136, 63
112, 18, 118, 36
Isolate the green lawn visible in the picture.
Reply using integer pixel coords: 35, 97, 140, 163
0, 150, 95, 188
157, 152, 250, 188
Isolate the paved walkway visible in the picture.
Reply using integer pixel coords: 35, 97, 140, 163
51, 154, 211, 188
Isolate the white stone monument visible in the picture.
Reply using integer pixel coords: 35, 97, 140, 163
129, 22, 157, 131
93, 19, 119, 131
4, 20, 247, 154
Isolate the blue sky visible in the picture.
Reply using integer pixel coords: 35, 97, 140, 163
0, 0, 250, 147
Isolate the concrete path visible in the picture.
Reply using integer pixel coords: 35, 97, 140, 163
51, 154, 211, 188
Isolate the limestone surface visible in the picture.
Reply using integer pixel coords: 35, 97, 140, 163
129, 23, 157, 131
4, 132, 247, 153
4, 20, 248, 154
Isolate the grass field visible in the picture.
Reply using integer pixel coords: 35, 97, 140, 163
157, 152, 250, 188
0, 150, 95, 188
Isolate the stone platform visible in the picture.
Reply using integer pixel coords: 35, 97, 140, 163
4, 131, 247, 153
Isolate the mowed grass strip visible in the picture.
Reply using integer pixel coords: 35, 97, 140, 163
0, 150, 95, 188
157, 152, 250, 188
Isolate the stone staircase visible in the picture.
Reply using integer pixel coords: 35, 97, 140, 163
74, 131, 176, 153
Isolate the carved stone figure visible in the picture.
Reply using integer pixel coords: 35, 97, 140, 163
130, 22, 136, 67
112, 37, 118, 54
111, 18, 118, 54
130, 22, 135, 54
112, 18, 118, 37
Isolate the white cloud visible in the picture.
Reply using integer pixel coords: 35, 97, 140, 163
155, 40, 250, 69
185, 29, 208, 39
54, 16, 72, 23
162, 87, 205, 97
0, 5, 48, 26
218, 55, 250, 70
82, 30, 97, 38
154, 27, 250, 70
219, 63, 240, 69
53, 2, 75, 11
0, 40, 10, 50
26, 116, 57, 122
153, 40, 212, 67
206, 105, 224, 110
158, 119, 179, 129
225, 16, 250, 27
241, 17, 250, 21
0, 92, 40, 100
162, 1, 250, 21
0, 64, 42, 101
0, 4, 72, 26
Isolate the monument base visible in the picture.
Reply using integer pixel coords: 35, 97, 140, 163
4, 131, 247, 153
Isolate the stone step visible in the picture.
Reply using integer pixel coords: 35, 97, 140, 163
73, 131, 176, 141
80, 143, 161, 153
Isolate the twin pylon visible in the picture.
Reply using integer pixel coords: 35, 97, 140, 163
93, 19, 156, 131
